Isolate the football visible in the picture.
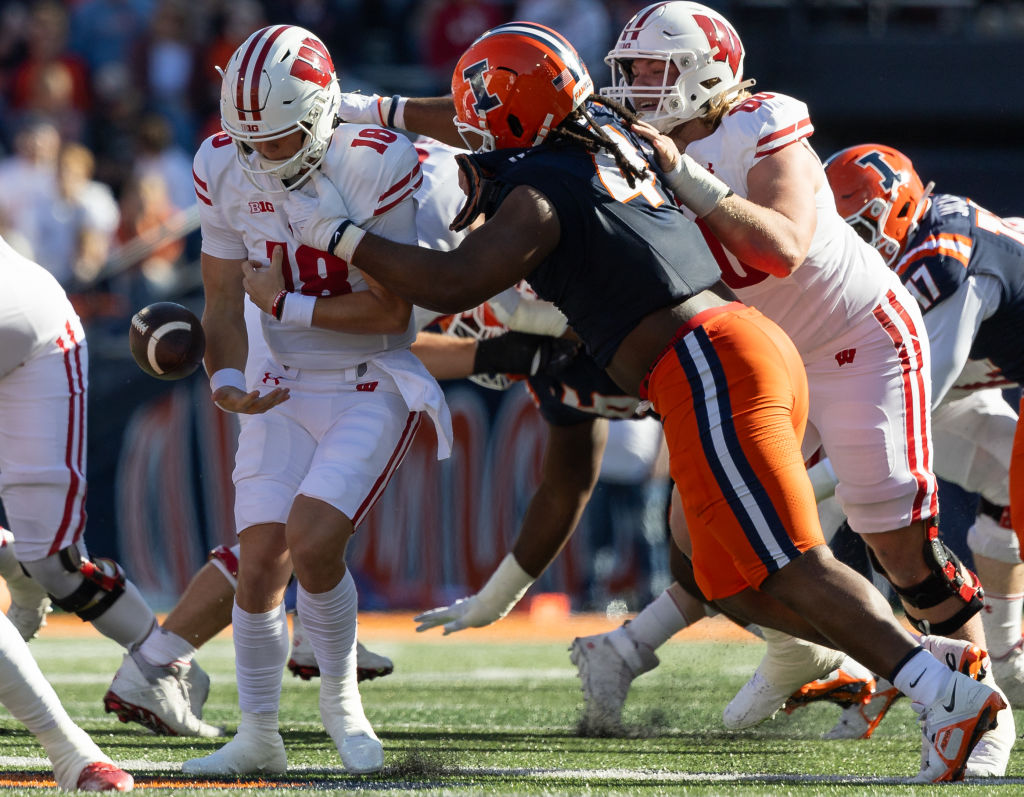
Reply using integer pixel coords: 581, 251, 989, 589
129, 302, 206, 380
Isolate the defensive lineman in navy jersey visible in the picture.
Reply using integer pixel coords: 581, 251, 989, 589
827, 143, 1024, 726
288, 22, 1004, 781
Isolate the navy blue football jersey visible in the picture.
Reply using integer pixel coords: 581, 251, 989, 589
470, 103, 721, 368
897, 194, 1024, 384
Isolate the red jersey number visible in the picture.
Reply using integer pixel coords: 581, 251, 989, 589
695, 219, 769, 289
266, 241, 352, 297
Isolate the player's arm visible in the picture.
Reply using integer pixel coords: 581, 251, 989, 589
921, 274, 1002, 407
243, 245, 412, 335
632, 120, 817, 277
340, 92, 461, 147
201, 252, 289, 413
415, 418, 608, 634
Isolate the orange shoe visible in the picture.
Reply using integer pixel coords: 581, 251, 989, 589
784, 666, 876, 713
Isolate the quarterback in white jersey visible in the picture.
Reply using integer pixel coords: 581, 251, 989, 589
184, 25, 449, 779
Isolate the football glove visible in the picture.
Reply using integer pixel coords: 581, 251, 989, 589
473, 331, 579, 378
414, 554, 534, 634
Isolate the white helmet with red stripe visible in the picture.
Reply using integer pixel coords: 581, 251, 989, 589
218, 25, 340, 189
602, 2, 746, 132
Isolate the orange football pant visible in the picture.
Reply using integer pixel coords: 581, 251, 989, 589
646, 304, 824, 600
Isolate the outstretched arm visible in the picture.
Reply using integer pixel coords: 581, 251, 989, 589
340, 92, 461, 147
415, 418, 609, 634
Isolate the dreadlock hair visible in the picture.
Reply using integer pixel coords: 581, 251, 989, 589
547, 94, 647, 189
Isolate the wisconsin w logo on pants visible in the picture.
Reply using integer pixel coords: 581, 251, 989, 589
835, 348, 856, 366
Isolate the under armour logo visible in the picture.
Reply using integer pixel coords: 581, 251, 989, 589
263, 372, 281, 385
835, 348, 856, 366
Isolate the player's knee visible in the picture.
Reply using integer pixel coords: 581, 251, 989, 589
20, 545, 128, 622
868, 522, 984, 635
207, 544, 240, 590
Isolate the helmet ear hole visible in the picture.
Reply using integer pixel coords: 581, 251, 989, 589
508, 114, 524, 138
895, 201, 912, 219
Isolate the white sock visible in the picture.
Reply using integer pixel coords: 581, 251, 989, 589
232, 602, 288, 716
893, 648, 953, 707
137, 626, 197, 667
625, 589, 688, 650
981, 590, 1024, 659
296, 570, 358, 678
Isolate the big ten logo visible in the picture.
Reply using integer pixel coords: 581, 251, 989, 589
350, 385, 550, 608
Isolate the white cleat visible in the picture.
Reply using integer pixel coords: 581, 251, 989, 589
0, 529, 53, 641
723, 632, 844, 730
288, 615, 393, 683
823, 677, 903, 739
104, 651, 224, 737
182, 732, 287, 776
918, 634, 1014, 777
182, 659, 211, 719
320, 698, 384, 774
569, 625, 659, 735
913, 670, 1005, 783
990, 637, 1024, 706
355, 642, 394, 683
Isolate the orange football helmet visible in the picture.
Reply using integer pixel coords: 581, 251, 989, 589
451, 21, 594, 152
824, 144, 933, 267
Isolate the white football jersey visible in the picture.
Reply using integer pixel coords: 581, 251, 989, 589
684, 92, 907, 363
0, 234, 83, 378
194, 123, 423, 370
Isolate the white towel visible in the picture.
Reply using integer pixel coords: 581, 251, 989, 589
370, 348, 453, 460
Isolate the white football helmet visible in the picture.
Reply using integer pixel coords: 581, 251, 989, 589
602, 2, 746, 132
218, 25, 340, 189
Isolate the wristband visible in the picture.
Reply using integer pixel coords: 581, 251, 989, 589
209, 368, 246, 394
663, 153, 733, 217
475, 553, 536, 617
271, 290, 287, 320
280, 292, 317, 328
329, 220, 366, 263
374, 94, 407, 129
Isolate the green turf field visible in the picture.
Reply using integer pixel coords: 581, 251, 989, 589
1, 631, 1020, 794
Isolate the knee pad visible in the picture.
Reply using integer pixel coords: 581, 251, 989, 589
21, 546, 126, 622
967, 506, 1021, 565
868, 522, 985, 635
208, 544, 240, 590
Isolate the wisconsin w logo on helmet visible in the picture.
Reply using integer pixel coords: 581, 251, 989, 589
290, 38, 334, 89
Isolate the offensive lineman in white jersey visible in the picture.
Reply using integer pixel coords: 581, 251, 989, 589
0, 235, 135, 791
183, 25, 451, 777
332, 3, 1009, 778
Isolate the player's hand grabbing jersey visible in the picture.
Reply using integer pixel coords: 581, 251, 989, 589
193, 123, 422, 370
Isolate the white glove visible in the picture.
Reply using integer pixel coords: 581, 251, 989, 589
284, 172, 352, 254
414, 553, 535, 635
339, 92, 384, 124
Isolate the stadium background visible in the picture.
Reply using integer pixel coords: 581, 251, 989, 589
1, 0, 1021, 611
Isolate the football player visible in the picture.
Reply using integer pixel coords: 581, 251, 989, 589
287, 20, 1005, 782
812, 143, 1024, 733
182, 25, 451, 777
0, 234, 138, 791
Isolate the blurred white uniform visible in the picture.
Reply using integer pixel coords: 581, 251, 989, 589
0, 235, 88, 560
194, 125, 452, 531
683, 93, 936, 533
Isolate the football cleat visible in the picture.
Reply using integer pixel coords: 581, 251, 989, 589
75, 762, 134, 792
990, 637, 1024, 706
288, 614, 394, 682
182, 731, 287, 776
355, 642, 394, 683
722, 633, 844, 730
182, 659, 210, 719
919, 635, 987, 681
320, 696, 384, 775
913, 671, 1005, 783
784, 657, 876, 713
823, 677, 903, 739
104, 651, 224, 737
569, 626, 659, 735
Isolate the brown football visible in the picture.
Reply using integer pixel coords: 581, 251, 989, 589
129, 302, 205, 380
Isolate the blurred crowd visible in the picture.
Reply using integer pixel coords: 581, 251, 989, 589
0, 0, 653, 325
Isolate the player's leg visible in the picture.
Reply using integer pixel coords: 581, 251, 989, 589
0, 611, 133, 791
289, 383, 422, 775
0, 527, 51, 640
650, 306, 1003, 782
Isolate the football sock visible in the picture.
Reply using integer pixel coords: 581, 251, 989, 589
137, 626, 197, 668
232, 601, 288, 715
981, 590, 1024, 659
625, 588, 689, 650
892, 648, 953, 707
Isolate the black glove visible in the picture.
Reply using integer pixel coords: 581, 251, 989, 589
473, 332, 579, 378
